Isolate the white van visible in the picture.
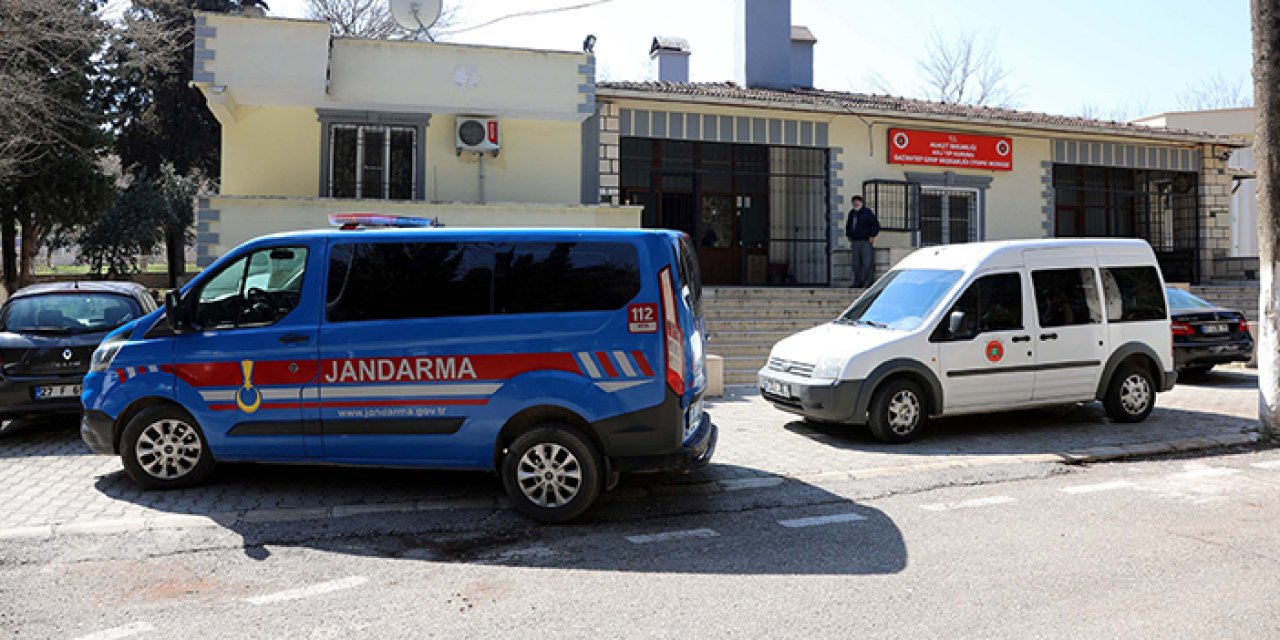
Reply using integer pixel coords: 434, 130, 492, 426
758, 239, 1176, 442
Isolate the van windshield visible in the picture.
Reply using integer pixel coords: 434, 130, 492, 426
836, 269, 963, 331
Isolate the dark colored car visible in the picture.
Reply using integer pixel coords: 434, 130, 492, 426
1166, 286, 1253, 375
0, 282, 156, 419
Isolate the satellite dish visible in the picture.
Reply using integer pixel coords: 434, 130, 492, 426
389, 0, 442, 40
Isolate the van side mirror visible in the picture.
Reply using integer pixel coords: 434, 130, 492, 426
164, 290, 187, 333
948, 310, 968, 338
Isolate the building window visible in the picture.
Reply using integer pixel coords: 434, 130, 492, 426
329, 125, 416, 200
919, 187, 978, 246
317, 110, 431, 201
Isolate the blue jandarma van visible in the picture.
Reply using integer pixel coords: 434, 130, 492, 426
81, 216, 715, 522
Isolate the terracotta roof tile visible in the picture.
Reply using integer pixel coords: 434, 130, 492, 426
597, 81, 1241, 145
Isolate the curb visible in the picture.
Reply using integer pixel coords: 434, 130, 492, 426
0, 432, 1266, 542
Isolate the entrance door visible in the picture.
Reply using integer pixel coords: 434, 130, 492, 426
698, 193, 737, 284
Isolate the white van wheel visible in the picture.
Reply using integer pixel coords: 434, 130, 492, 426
502, 425, 602, 524
867, 379, 926, 443
1104, 365, 1155, 423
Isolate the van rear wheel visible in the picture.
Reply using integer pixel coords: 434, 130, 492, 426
120, 405, 215, 489
867, 378, 926, 443
502, 425, 602, 524
1104, 364, 1155, 423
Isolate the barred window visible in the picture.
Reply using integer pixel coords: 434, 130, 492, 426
862, 179, 918, 231
328, 125, 416, 200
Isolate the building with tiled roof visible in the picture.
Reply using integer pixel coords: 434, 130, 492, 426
588, 2, 1245, 286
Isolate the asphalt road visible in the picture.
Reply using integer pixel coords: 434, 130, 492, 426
5, 446, 1280, 639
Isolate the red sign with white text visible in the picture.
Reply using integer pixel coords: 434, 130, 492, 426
887, 128, 1013, 171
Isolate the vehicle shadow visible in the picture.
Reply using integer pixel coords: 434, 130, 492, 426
782, 403, 1257, 459
1172, 368, 1257, 390
92, 462, 907, 576
0, 415, 92, 458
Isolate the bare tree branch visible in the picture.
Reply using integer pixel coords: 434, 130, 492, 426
306, 0, 458, 39
1178, 73, 1253, 110
913, 29, 1020, 108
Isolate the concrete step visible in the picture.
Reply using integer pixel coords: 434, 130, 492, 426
704, 287, 863, 301
726, 369, 765, 385
704, 308, 839, 320
702, 297, 854, 309
706, 319, 830, 333
707, 343, 783, 357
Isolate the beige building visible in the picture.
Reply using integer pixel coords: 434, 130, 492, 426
192, 3, 1246, 286
1133, 107, 1257, 276
189, 11, 634, 267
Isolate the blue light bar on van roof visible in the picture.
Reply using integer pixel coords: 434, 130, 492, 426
329, 213, 443, 229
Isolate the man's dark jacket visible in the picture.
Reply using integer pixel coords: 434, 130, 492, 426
845, 206, 881, 241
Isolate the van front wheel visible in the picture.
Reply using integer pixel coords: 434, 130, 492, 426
502, 425, 602, 524
120, 405, 215, 489
1104, 364, 1155, 422
867, 378, 926, 443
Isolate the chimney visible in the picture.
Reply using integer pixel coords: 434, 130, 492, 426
650, 37, 691, 83
735, 0, 792, 90
790, 26, 816, 89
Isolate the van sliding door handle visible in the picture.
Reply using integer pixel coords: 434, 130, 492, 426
1011, 335, 1031, 343
1039, 333, 1058, 341
278, 333, 310, 345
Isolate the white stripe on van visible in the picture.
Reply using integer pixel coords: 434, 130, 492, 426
320, 383, 502, 399
577, 352, 602, 378
613, 351, 637, 377
198, 390, 237, 402
598, 381, 647, 393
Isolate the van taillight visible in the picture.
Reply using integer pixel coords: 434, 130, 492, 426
1239, 317, 1250, 334
1171, 321, 1194, 337
658, 266, 685, 395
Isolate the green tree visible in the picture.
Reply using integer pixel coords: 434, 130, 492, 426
80, 164, 197, 278
0, 0, 113, 290
100, 0, 258, 286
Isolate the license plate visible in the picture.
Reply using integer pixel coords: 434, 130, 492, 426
762, 378, 793, 398
35, 384, 81, 399
1201, 323, 1228, 335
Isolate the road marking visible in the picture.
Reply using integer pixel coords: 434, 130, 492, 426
777, 512, 868, 528
245, 576, 369, 605
1251, 460, 1280, 470
625, 528, 719, 544
920, 496, 1016, 512
1060, 480, 1136, 495
1173, 468, 1242, 479
73, 622, 155, 640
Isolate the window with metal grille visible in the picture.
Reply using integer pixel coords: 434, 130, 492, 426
329, 125, 417, 200
919, 188, 977, 246
861, 179, 918, 231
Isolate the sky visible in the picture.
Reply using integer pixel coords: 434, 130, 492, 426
265, 0, 1252, 119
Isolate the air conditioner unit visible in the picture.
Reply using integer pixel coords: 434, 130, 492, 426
456, 116, 500, 156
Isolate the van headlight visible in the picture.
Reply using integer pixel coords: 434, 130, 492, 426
813, 355, 845, 380
89, 335, 127, 373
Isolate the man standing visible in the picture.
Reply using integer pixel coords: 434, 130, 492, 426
845, 195, 881, 288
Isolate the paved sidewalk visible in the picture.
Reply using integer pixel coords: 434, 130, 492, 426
0, 367, 1266, 537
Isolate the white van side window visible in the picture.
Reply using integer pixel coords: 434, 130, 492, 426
1101, 267, 1166, 322
1031, 268, 1102, 327
932, 272, 1022, 341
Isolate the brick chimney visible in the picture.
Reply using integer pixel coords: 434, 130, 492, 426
735, 0, 791, 90
790, 26, 817, 89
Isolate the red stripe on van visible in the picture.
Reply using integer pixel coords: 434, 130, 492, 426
595, 352, 617, 377
632, 351, 654, 376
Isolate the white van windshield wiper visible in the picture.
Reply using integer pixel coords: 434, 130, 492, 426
834, 317, 887, 328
